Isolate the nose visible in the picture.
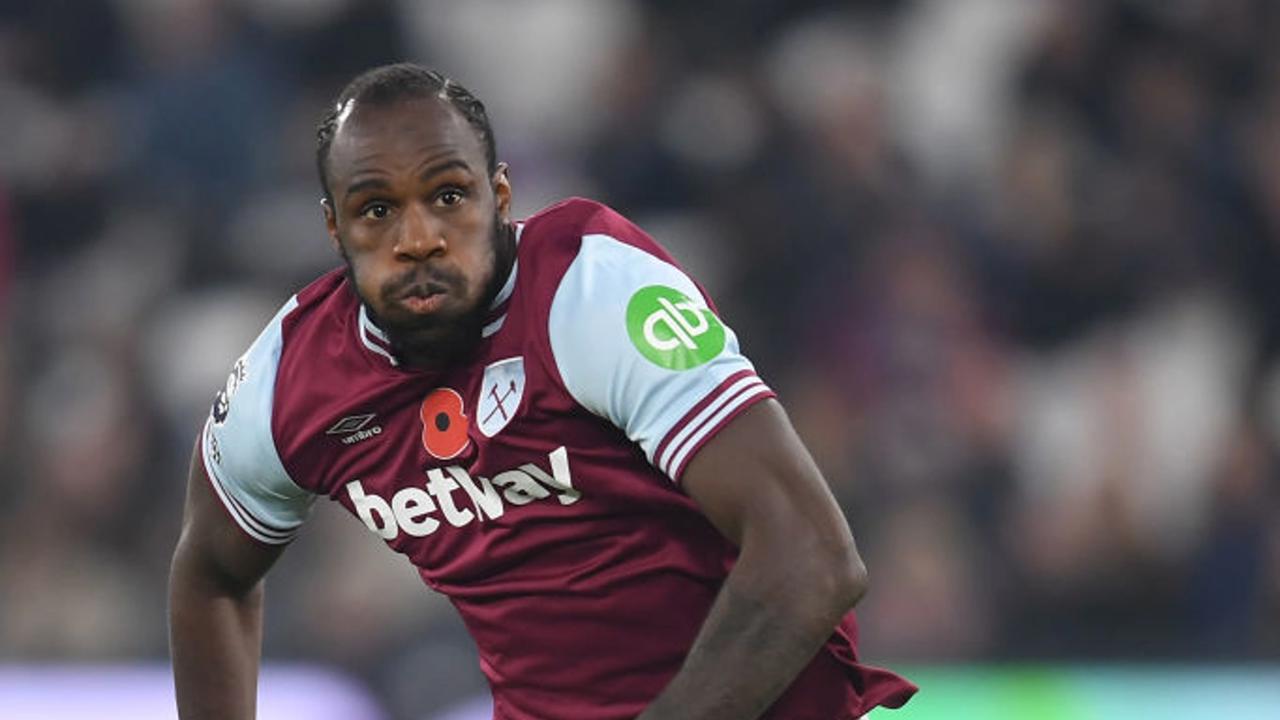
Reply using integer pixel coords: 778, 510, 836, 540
393, 203, 446, 261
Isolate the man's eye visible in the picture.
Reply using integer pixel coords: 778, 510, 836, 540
437, 188, 464, 206
361, 203, 391, 220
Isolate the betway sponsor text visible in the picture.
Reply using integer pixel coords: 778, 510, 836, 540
346, 447, 579, 540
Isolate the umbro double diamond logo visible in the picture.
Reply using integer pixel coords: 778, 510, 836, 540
327, 413, 383, 445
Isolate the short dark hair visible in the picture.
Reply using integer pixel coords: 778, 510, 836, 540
316, 63, 497, 201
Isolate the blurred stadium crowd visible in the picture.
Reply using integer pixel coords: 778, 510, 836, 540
1, 0, 1279, 716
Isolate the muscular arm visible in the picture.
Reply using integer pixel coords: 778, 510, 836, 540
638, 399, 866, 720
169, 443, 287, 719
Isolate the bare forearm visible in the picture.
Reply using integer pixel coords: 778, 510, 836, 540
169, 554, 264, 720
637, 558, 858, 720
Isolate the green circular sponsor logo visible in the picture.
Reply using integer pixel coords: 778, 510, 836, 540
626, 285, 726, 370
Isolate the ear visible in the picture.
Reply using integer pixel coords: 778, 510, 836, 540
492, 162, 512, 223
321, 198, 341, 255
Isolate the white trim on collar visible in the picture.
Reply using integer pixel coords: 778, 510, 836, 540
489, 222, 523, 310
489, 259, 518, 310
358, 304, 398, 366
481, 315, 506, 338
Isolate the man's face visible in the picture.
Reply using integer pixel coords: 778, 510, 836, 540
322, 97, 511, 367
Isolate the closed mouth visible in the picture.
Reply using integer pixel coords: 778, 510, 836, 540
395, 281, 450, 314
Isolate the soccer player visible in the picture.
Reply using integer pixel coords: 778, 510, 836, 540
168, 63, 916, 720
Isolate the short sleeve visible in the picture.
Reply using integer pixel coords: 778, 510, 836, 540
200, 295, 315, 544
548, 233, 776, 481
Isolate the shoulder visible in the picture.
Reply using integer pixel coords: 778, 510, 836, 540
511, 199, 773, 481
268, 266, 366, 404
513, 197, 688, 314
517, 197, 682, 270
201, 271, 352, 543
519, 197, 703, 312
206, 267, 356, 487
276, 267, 353, 346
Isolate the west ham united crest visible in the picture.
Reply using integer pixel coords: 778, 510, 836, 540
478, 357, 525, 438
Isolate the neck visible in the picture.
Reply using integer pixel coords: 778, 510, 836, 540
487, 220, 518, 307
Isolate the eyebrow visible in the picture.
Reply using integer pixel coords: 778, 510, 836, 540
342, 158, 475, 202
418, 158, 472, 182
343, 176, 391, 199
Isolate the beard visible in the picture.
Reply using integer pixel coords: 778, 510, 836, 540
343, 213, 515, 370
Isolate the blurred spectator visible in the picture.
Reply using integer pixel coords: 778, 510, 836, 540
0, 183, 12, 486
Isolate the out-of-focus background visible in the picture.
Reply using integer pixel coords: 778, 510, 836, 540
1, 0, 1278, 718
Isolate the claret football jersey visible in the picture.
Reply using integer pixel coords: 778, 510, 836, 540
200, 198, 916, 719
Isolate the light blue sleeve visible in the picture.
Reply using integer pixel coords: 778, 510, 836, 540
548, 234, 772, 480
200, 296, 315, 544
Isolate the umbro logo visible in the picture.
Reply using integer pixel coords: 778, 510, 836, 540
328, 413, 383, 445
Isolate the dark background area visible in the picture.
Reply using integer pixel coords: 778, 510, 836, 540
1, 1, 1278, 718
